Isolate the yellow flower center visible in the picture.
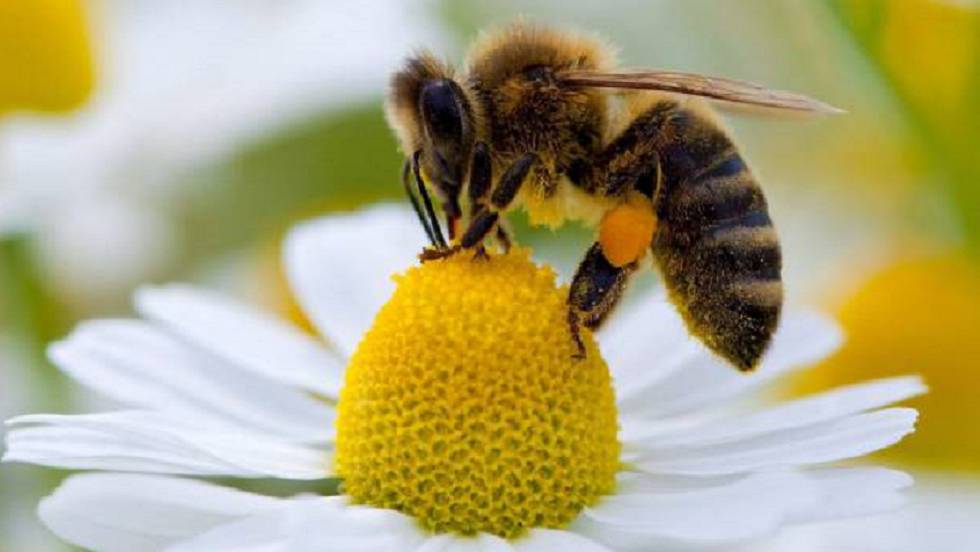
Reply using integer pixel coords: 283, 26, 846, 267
790, 252, 980, 471
335, 248, 620, 538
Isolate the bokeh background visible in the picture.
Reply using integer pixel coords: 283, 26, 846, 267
1, 1, 978, 550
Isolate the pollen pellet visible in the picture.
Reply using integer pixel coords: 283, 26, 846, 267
598, 199, 657, 268
335, 248, 619, 538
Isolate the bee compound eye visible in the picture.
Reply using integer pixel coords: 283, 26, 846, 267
420, 79, 464, 143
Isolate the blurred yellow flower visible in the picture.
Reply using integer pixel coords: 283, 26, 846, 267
882, 0, 978, 136
837, 0, 979, 127
0, 0, 94, 114
834, 0, 980, 247
793, 253, 980, 472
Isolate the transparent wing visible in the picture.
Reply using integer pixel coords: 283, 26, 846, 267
559, 70, 843, 115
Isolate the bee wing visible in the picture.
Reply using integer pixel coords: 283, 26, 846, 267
559, 70, 843, 115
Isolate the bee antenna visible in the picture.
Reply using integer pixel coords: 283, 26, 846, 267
411, 151, 448, 249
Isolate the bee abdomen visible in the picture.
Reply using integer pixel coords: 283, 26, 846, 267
654, 144, 782, 371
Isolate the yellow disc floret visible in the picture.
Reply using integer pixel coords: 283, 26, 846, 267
335, 248, 619, 538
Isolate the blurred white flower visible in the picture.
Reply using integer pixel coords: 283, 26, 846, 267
0, 0, 446, 302
32, 193, 178, 303
4, 206, 921, 551
0, 334, 42, 419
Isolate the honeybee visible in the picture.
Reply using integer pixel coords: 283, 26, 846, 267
385, 22, 839, 371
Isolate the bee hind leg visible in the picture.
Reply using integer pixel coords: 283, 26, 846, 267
568, 243, 636, 358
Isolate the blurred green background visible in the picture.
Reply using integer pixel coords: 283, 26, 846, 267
1, 1, 978, 550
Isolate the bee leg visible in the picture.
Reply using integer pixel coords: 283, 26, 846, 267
472, 244, 491, 262
490, 153, 537, 210
468, 142, 492, 217
443, 196, 462, 242
495, 223, 512, 252
461, 142, 500, 256
418, 244, 462, 262
568, 243, 636, 358
456, 147, 538, 254
568, 309, 587, 359
460, 209, 499, 247
472, 144, 514, 253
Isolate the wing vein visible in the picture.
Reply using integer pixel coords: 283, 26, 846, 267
559, 70, 843, 114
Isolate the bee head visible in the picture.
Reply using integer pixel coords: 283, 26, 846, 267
418, 78, 475, 199
386, 53, 477, 211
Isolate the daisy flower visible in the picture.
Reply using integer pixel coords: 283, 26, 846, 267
3, 205, 922, 551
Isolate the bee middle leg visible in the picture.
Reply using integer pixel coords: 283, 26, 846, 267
421, 142, 536, 262
462, 147, 537, 249
568, 243, 636, 358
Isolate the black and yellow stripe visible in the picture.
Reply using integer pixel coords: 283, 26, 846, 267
645, 101, 782, 370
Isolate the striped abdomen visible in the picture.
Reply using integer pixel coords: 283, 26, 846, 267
650, 105, 782, 370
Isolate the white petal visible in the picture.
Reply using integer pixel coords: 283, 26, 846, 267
416, 535, 456, 552
38, 473, 283, 552
135, 284, 343, 398
576, 470, 818, 546
165, 512, 290, 552
629, 408, 917, 475
4, 411, 331, 479
50, 319, 333, 443
749, 474, 980, 552
617, 310, 843, 419
417, 533, 514, 552
573, 468, 914, 550
173, 496, 427, 551
297, 497, 425, 549
597, 296, 704, 400
792, 468, 913, 523
413, 528, 609, 552
516, 529, 611, 551
284, 204, 427, 356
623, 376, 925, 447
469, 534, 516, 552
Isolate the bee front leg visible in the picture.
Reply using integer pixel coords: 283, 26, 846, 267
443, 196, 462, 242
451, 145, 537, 261
468, 142, 493, 217
469, 144, 514, 253
460, 141, 495, 261
495, 223, 513, 252
568, 243, 636, 358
